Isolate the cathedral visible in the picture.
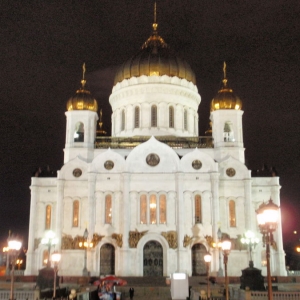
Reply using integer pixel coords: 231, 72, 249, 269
25, 15, 286, 278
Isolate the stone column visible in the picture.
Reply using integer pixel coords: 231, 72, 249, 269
119, 173, 130, 275
176, 173, 186, 272
243, 179, 252, 230
88, 173, 96, 236
56, 179, 64, 250
210, 172, 221, 275
24, 183, 38, 275
271, 183, 287, 276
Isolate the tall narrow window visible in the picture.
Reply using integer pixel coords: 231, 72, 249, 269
45, 205, 51, 229
229, 200, 236, 227
169, 106, 174, 128
43, 250, 49, 266
224, 122, 234, 142
74, 122, 84, 142
121, 110, 125, 131
184, 109, 188, 130
150, 194, 157, 224
134, 106, 140, 128
151, 105, 157, 127
140, 194, 147, 224
159, 195, 166, 224
73, 200, 79, 227
105, 195, 112, 224
194, 195, 201, 223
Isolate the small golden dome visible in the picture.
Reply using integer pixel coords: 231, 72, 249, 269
210, 62, 242, 112
114, 16, 196, 85
66, 63, 98, 112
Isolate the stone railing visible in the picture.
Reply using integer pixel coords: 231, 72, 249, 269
95, 136, 213, 149
0, 290, 38, 300
288, 270, 300, 276
229, 286, 300, 300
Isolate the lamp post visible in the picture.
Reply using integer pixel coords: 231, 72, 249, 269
222, 239, 231, 300
8, 237, 22, 300
51, 251, 61, 299
41, 230, 58, 268
256, 199, 279, 300
217, 228, 224, 276
204, 252, 212, 299
241, 230, 259, 267
79, 228, 93, 276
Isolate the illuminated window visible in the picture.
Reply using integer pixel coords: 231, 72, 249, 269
151, 105, 157, 127
74, 121, 84, 142
140, 194, 147, 224
229, 200, 236, 227
43, 250, 49, 267
121, 110, 125, 131
169, 106, 174, 128
105, 195, 112, 224
150, 194, 157, 224
134, 106, 140, 128
184, 109, 188, 130
195, 195, 201, 223
73, 200, 79, 227
45, 205, 51, 229
159, 195, 166, 224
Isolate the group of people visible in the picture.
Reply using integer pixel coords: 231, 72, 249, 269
97, 281, 134, 300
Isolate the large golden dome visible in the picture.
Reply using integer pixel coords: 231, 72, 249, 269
210, 63, 242, 111
114, 22, 196, 85
66, 64, 98, 112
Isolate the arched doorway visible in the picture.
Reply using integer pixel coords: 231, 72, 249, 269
100, 244, 115, 276
143, 241, 163, 276
191, 243, 207, 275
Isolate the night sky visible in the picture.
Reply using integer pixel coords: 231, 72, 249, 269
1, 1, 299, 262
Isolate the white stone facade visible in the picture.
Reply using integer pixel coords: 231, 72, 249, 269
25, 74, 287, 278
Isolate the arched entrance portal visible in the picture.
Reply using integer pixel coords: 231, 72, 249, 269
192, 243, 207, 275
100, 243, 115, 276
143, 241, 163, 276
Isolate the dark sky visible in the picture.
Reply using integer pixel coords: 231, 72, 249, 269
1, 1, 300, 258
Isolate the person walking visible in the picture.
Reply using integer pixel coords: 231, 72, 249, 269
129, 287, 134, 300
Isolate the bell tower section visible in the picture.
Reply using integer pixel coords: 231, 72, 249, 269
210, 63, 245, 163
64, 64, 98, 163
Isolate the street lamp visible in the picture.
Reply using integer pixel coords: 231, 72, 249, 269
222, 239, 231, 300
41, 230, 58, 268
204, 252, 212, 299
51, 251, 61, 299
79, 228, 93, 276
256, 199, 279, 300
8, 237, 22, 300
241, 230, 259, 267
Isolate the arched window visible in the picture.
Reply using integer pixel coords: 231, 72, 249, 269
140, 194, 147, 224
73, 200, 79, 227
151, 105, 157, 127
121, 110, 125, 131
224, 121, 234, 142
169, 106, 174, 128
74, 122, 84, 142
105, 195, 112, 224
150, 194, 157, 224
43, 250, 49, 266
134, 106, 140, 128
229, 200, 236, 227
184, 109, 188, 130
194, 195, 202, 223
159, 195, 166, 224
45, 205, 51, 229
